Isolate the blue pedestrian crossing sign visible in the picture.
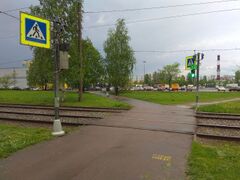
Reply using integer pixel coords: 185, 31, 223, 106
185, 56, 196, 70
20, 12, 51, 49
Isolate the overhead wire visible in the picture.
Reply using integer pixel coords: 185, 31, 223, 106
0, 11, 19, 20
84, 0, 240, 13
1, 0, 239, 14
0, 6, 32, 21
86, 8, 240, 29
3, 7, 30, 13
134, 48, 240, 53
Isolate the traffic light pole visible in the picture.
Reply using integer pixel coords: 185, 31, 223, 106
195, 53, 200, 110
52, 19, 65, 136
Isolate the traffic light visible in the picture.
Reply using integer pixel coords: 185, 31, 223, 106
191, 69, 196, 78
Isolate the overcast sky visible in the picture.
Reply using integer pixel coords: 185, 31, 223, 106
1, 0, 240, 78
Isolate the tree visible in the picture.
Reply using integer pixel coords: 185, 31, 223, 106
158, 70, 167, 84
83, 39, 104, 88
175, 75, 186, 86
12, 69, 17, 87
144, 74, 152, 85
104, 19, 136, 95
28, 0, 104, 94
235, 70, 240, 85
27, 48, 53, 90
152, 71, 160, 85
66, 39, 104, 88
199, 75, 207, 86
0, 73, 16, 89
162, 63, 180, 90
28, 0, 81, 90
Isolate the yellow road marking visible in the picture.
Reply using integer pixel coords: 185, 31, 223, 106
152, 154, 172, 162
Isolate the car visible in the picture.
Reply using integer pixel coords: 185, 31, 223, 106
228, 87, 240, 92
217, 86, 226, 92
32, 87, 40, 91
95, 86, 101, 91
101, 88, 107, 92
180, 86, 186, 91
144, 86, 154, 91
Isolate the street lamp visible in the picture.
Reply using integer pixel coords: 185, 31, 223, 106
143, 61, 146, 81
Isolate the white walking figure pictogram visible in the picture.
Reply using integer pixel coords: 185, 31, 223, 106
27, 22, 46, 41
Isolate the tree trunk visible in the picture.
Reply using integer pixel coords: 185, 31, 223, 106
169, 81, 171, 92
115, 86, 118, 96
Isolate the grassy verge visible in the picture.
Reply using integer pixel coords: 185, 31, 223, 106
0, 90, 130, 109
0, 124, 52, 158
187, 142, 240, 180
198, 101, 240, 114
121, 91, 240, 105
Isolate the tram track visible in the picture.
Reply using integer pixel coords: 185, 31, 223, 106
195, 112, 240, 141
0, 104, 126, 113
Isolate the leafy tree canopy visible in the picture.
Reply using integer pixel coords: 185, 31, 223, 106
104, 19, 136, 95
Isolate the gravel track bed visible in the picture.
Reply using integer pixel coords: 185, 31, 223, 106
0, 107, 106, 118
197, 118, 240, 127
0, 113, 100, 124
197, 127, 240, 137
197, 112, 240, 117
0, 105, 125, 113
196, 115, 240, 120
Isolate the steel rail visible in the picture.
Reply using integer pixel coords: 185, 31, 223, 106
0, 104, 124, 113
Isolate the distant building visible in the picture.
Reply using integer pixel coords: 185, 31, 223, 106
222, 75, 235, 81
207, 75, 216, 81
0, 60, 32, 89
206, 74, 235, 82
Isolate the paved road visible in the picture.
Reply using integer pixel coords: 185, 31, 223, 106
0, 98, 196, 180
95, 97, 195, 134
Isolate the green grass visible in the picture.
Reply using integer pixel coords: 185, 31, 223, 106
0, 124, 52, 158
0, 90, 130, 108
187, 142, 240, 180
121, 91, 240, 105
198, 101, 240, 114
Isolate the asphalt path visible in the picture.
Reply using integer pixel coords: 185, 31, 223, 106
0, 98, 196, 180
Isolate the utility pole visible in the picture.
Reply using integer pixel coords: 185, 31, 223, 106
78, 1, 83, 101
195, 52, 200, 109
143, 61, 146, 82
52, 18, 65, 136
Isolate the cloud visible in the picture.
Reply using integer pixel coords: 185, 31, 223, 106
1, 0, 240, 77
96, 15, 106, 25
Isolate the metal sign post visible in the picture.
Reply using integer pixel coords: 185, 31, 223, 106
195, 53, 204, 110
196, 53, 200, 109
20, 12, 64, 136
52, 18, 65, 136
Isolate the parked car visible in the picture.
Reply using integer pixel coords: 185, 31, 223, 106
144, 86, 154, 91
32, 87, 40, 91
180, 86, 186, 91
187, 85, 194, 91
229, 86, 240, 92
216, 86, 226, 92
171, 83, 180, 91
101, 88, 107, 92
95, 86, 101, 91
131, 85, 144, 91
